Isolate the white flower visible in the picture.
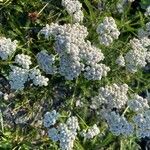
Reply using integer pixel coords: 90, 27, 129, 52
29, 68, 41, 80
40, 23, 110, 80
0, 91, 3, 97
66, 116, 80, 132
3, 93, 9, 100
83, 124, 100, 139
58, 123, 77, 150
128, 94, 149, 112
104, 111, 133, 136
61, 0, 84, 22
133, 110, 150, 138
0, 37, 17, 60
33, 75, 49, 86
146, 51, 150, 63
91, 83, 129, 109
9, 65, 29, 90
43, 110, 59, 128
15, 54, 32, 69
48, 128, 59, 142
36, 50, 57, 75
116, 55, 125, 67
125, 38, 147, 73
97, 17, 120, 46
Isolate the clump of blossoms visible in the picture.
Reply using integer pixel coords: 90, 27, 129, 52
96, 17, 120, 46
0, 37, 17, 60
43, 110, 59, 128
15, 54, 32, 69
123, 21, 150, 73
43, 110, 80, 150
9, 65, 29, 90
133, 110, 150, 138
9, 62, 49, 90
145, 6, 150, 17
90, 82, 150, 138
39, 23, 110, 80
81, 124, 100, 139
128, 94, 149, 112
61, 0, 84, 22
125, 38, 149, 73
36, 50, 57, 75
146, 51, 150, 63
130, 96, 150, 138
102, 111, 134, 136
91, 83, 129, 110
29, 67, 49, 87
116, 54, 125, 67
138, 21, 150, 38
9, 66, 49, 90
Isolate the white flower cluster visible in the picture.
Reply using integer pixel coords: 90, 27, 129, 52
43, 110, 59, 128
90, 82, 150, 137
40, 23, 110, 80
61, 0, 84, 22
36, 50, 57, 74
125, 38, 148, 73
133, 110, 150, 138
116, 55, 125, 67
0, 37, 17, 60
123, 21, 150, 73
9, 65, 29, 90
96, 17, 120, 46
145, 6, 150, 17
138, 22, 150, 38
146, 51, 150, 63
82, 124, 100, 139
29, 68, 49, 87
9, 65, 49, 90
44, 111, 79, 150
15, 54, 32, 69
128, 94, 149, 112
91, 83, 129, 110
103, 111, 134, 136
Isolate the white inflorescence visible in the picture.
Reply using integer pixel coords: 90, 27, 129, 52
96, 17, 120, 46
32, 75, 49, 86
9, 65, 29, 90
104, 111, 134, 136
29, 67, 49, 87
40, 23, 110, 80
66, 116, 80, 131
9, 65, 49, 90
48, 127, 59, 142
125, 38, 148, 73
43, 110, 59, 128
0, 37, 17, 60
82, 124, 100, 139
145, 6, 150, 17
28, 68, 41, 80
36, 50, 57, 75
61, 0, 84, 22
58, 123, 77, 150
146, 51, 150, 63
44, 112, 79, 150
91, 84, 129, 110
128, 94, 149, 112
133, 110, 150, 138
15, 54, 32, 69
116, 55, 125, 67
